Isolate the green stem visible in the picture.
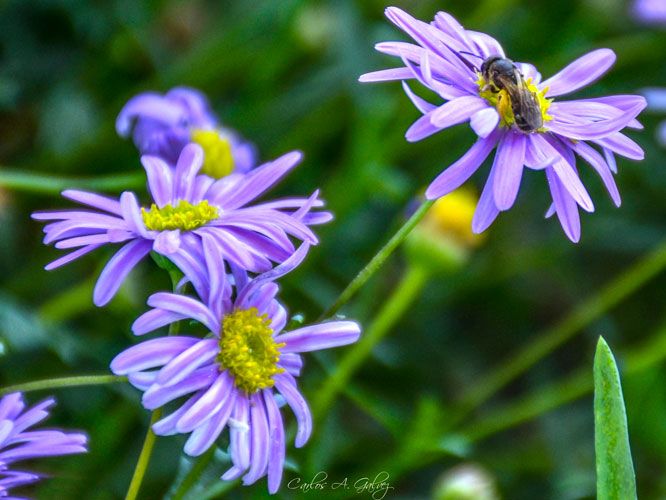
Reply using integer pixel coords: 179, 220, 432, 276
0, 374, 125, 396
125, 268, 183, 500
318, 200, 434, 320
312, 264, 429, 420
125, 409, 163, 500
171, 447, 216, 500
459, 323, 666, 443
455, 239, 666, 423
0, 169, 146, 194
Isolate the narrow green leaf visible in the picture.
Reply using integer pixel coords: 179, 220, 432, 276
594, 336, 637, 500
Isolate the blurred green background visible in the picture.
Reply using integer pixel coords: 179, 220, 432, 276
1, 0, 666, 498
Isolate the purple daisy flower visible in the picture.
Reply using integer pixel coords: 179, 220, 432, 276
33, 144, 332, 307
110, 244, 361, 493
633, 0, 666, 24
0, 392, 87, 497
117, 87, 257, 179
360, 7, 646, 241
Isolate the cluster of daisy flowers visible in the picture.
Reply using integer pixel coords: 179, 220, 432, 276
28, 87, 360, 495
10, 4, 652, 496
361, 7, 647, 242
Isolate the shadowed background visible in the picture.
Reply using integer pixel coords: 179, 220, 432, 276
1, 0, 665, 498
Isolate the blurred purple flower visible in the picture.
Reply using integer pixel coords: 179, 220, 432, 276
642, 88, 666, 146
633, 0, 666, 24
117, 87, 257, 178
110, 245, 361, 493
33, 144, 332, 307
0, 393, 87, 497
360, 7, 646, 241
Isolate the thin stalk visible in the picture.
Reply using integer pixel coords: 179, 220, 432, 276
124, 409, 163, 500
318, 200, 434, 320
454, 240, 666, 422
0, 169, 145, 194
459, 323, 666, 443
312, 264, 429, 419
125, 270, 183, 500
0, 374, 125, 396
171, 447, 216, 500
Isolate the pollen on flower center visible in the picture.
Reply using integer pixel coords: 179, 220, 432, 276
476, 75, 553, 132
217, 308, 285, 394
141, 200, 219, 231
191, 129, 235, 179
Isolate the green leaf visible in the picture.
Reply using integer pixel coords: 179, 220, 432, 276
594, 336, 637, 500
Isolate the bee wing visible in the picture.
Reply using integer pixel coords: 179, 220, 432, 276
513, 87, 543, 128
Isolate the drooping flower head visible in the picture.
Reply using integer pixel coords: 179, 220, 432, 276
361, 7, 646, 241
0, 392, 87, 497
633, 0, 666, 24
117, 87, 257, 179
33, 144, 332, 306
110, 244, 361, 493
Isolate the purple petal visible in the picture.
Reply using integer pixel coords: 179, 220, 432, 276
278, 322, 361, 353
546, 166, 580, 242
62, 190, 121, 214
359, 67, 416, 83
93, 239, 152, 306
470, 108, 500, 138
242, 393, 270, 485
183, 385, 235, 456
493, 132, 526, 211
110, 337, 200, 374
401, 82, 436, 114
429, 96, 488, 130
141, 155, 174, 207
173, 144, 204, 201
541, 49, 616, 97
273, 373, 311, 448
263, 391, 285, 494
214, 151, 302, 210
426, 130, 499, 199
156, 338, 218, 387
177, 372, 234, 433
472, 166, 500, 234
132, 309, 187, 336
142, 366, 218, 409
153, 230, 181, 255
147, 292, 219, 333
45, 244, 103, 271
570, 140, 621, 206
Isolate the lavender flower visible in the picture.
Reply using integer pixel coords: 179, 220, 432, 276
360, 7, 646, 241
0, 393, 87, 497
110, 245, 361, 493
33, 144, 332, 306
633, 0, 666, 24
117, 87, 257, 178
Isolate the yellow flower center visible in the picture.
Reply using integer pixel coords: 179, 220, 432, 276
427, 190, 483, 248
191, 129, 235, 179
141, 200, 219, 231
476, 74, 553, 132
217, 308, 285, 394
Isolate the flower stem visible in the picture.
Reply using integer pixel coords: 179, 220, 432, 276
0, 374, 126, 396
0, 169, 146, 194
454, 239, 666, 423
460, 322, 666, 442
125, 267, 183, 500
318, 200, 434, 320
312, 264, 429, 419
171, 447, 216, 500
125, 409, 163, 500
